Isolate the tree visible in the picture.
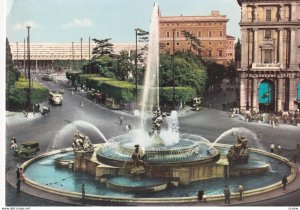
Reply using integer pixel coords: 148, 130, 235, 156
112, 50, 134, 81
204, 61, 227, 92
6, 38, 18, 109
182, 30, 202, 55
159, 53, 207, 94
235, 38, 241, 62
91, 38, 114, 60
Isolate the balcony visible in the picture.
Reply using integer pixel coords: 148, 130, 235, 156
251, 63, 281, 71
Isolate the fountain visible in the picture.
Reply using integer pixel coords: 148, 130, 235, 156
19, 3, 297, 204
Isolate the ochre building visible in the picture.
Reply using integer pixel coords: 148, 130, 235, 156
159, 11, 235, 65
237, 0, 300, 112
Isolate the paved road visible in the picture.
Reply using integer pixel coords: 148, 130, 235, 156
5, 79, 300, 206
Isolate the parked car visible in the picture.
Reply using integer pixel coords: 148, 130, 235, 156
15, 141, 40, 157
105, 98, 121, 110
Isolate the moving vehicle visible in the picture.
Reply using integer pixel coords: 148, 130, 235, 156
105, 98, 121, 110
15, 141, 40, 157
49, 92, 63, 105
42, 74, 54, 81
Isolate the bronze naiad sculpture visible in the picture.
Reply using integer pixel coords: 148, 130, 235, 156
72, 132, 94, 153
130, 144, 149, 175
227, 135, 249, 165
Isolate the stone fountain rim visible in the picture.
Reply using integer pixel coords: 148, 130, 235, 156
15, 143, 298, 204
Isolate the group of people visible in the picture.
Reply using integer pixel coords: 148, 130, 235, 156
16, 167, 24, 193
198, 176, 289, 204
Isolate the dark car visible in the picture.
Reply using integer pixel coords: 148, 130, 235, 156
15, 141, 40, 157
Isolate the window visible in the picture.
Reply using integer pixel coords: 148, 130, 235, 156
209, 42, 212, 46
219, 42, 223, 46
166, 32, 170, 38
219, 50, 223, 57
208, 31, 212, 37
198, 31, 202, 37
166, 42, 170, 46
266, 9, 271, 21
265, 30, 272, 39
264, 49, 272, 63
176, 42, 180, 46
176, 31, 180, 38
219, 30, 223, 37
208, 50, 212, 57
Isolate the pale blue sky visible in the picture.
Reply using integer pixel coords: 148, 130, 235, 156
6, 0, 241, 44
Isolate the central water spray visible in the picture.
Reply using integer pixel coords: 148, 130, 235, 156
140, 3, 160, 126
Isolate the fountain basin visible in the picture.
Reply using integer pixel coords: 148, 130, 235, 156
20, 144, 296, 204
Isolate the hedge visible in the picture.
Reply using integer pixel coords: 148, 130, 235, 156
8, 78, 49, 111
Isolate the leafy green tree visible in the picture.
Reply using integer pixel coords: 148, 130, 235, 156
112, 50, 134, 81
6, 38, 19, 109
204, 61, 226, 91
159, 53, 207, 94
235, 38, 241, 62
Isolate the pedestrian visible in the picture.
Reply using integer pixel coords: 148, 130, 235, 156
293, 152, 297, 163
71, 90, 74, 95
16, 168, 20, 180
238, 184, 244, 201
119, 116, 123, 125
19, 168, 24, 182
11, 137, 17, 149
202, 193, 207, 203
277, 145, 282, 155
81, 183, 85, 204
270, 143, 275, 153
16, 179, 21, 193
282, 175, 288, 190
198, 190, 204, 202
223, 185, 231, 204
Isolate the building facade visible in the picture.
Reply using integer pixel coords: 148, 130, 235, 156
9, 42, 142, 71
159, 11, 235, 65
237, 0, 300, 112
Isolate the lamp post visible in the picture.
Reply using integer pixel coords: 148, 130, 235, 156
89, 36, 91, 76
134, 28, 139, 104
72, 42, 74, 70
16, 42, 18, 69
80, 38, 83, 69
172, 29, 176, 109
134, 28, 149, 105
24, 38, 26, 76
26, 25, 32, 111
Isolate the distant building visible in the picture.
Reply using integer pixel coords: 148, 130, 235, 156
9, 42, 142, 71
159, 11, 235, 65
237, 0, 300, 112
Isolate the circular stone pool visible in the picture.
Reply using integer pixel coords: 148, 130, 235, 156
22, 145, 293, 202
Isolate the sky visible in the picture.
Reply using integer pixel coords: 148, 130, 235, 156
6, 0, 241, 44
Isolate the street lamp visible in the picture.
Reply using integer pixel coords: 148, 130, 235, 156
89, 36, 91, 76
134, 28, 148, 105
80, 38, 83, 69
72, 42, 74, 70
26, 25, 32, 111
172, 29, 176, 109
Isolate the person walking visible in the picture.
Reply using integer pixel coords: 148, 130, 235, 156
119, 116, 123, 125
81, 184, 85, 205
16, 179, 21, 193
223, 185, 231, 204
19, 168, 24, 182
277, 145, 282, 155
16, 168, 20, 180
270, 143, 275, 153
238, 184, 244, 201
282, 175, 288, 190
